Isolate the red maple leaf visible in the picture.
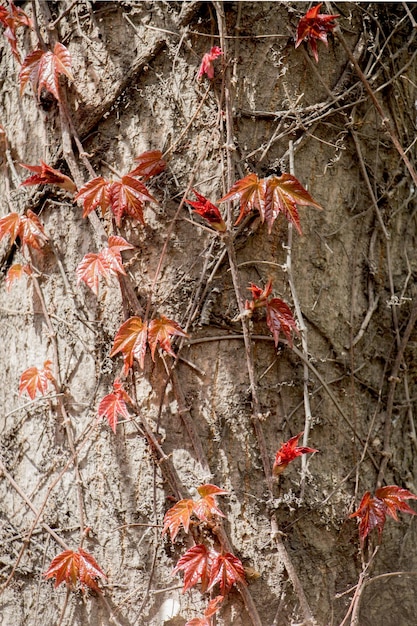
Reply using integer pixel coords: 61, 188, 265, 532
0, 2, 32, 62
108, 175, 157, 226
186, 189, 226, 232
197, 46, 223, 80
44, 548, 106, 593
219, 173, 322, 234
5, 263, 32, 292
148, 316, 188, 361
74, 177, 112, 218
350, 486, 417, 546
20, 161, 76, 192
98, 378, 132, 433
110, 316, 148, 373
273, 431, 318, 477
173, 544, 212, 593
19, 360, 55, 400
208, 551, 246, 596
295, 3, 339, 63
19, 42, 73, 101
128, 150, 166, 179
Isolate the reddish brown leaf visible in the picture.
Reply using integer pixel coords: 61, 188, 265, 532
98, 378, 132, 433
198, 46, 223, 80
265, 174, 322, 235
128, 150, 166, 179
349, 492, 387, 546
219, 173, 265, 226
148, 316, 188, 361
110, 316, 148, 373
5, 263, 32, 292
163, 498, 195, 541
44, 548, 106, 593
0, 212, 21, 246
172, 544, 212, 593
19, 360, 54, 400
0, 2, 32, 62
20, 161, 76, 192
186, 189, 226, 232
74, 177, 112, 218
375, 485, 417, 521
109, 175, 157, 226
19, 42, 73, 101
295, 3, 339, 63
266, 297, 299, 347
246, 279, 273, 310
19, 210, 48, 250
208, 551, 246, 596
273, 431, 318, 477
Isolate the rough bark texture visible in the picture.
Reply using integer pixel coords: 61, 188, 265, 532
1, 2, 417, 625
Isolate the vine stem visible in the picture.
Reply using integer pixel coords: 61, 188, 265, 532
285, 140, 313, 498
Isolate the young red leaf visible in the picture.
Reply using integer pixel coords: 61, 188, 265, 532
219, 173, 265, 226
208, 551, 246, 596
264, 174, 323, 235
266, 297, 299, 347
109, 175, 157, 226
19, 360, 54, 400
110, 316, 148, 373
375, 485, 417, 521
19, 210, 48, 250
101, 235, 134, 275
98, 378, 132, 433
19, 42, 73, 101
198, 46, 223, 80
20, 161, 76, 192
186, 189, 226, 232
295, 3, 339, 63
74, 176, 112, 218
44, 548, 106, 593
273, 431, 318, 477
148, 316, 188, 361
193, 484, 228, 523
76, 253, 111, 295
163, 498, 195, 541
204, 595, 224, 617
5, 263, 32, 292
0, 212, 22, 246
246, 279, 273, 310
349, 491, 387, 547
172, 544, 212, 593
128, 150, 166, 179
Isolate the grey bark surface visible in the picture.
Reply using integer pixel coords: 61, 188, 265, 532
1, 2, 417, 625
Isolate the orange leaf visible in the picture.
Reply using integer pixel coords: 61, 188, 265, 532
163, 498, 195, 541
44, 548, 106, 593
109, 175, 157, 226
20, 161, 76, 192
193, 484, 228, 522
0, 212, 22, 247
172, 544, 212, 593
128, 150, 166, 179
19, 360, 54, 400
19, 210, 48, 250
204, 595, 224, 617
5, 263, 32, 292
110, 316, 148, 373
265, 174, 322, 235
101, 235, 134, 275
19, 42, 73, 101
219, 173, 265, 226
74, 176, 112, 218
76, 252, 112, 295
148, 316, 188, 361
98, 378, 132, 433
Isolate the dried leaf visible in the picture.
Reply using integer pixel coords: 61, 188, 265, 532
295, 3, 339, 63
20, 161, 76, 192
44, 548, 106, 593
273, 431, 318, 477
